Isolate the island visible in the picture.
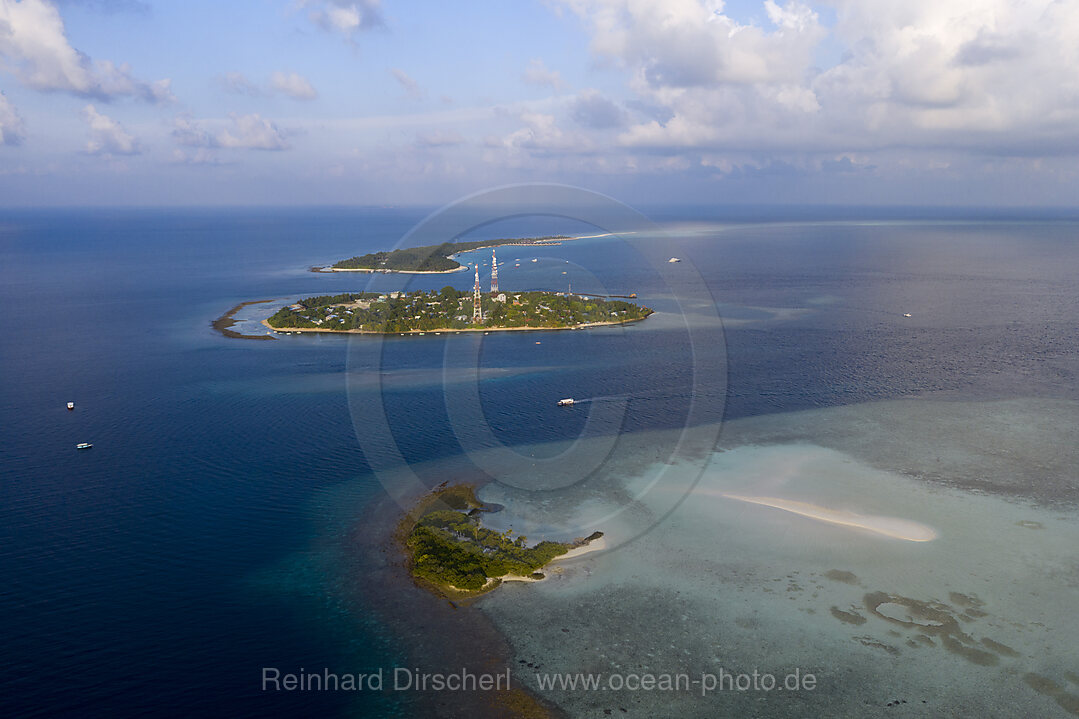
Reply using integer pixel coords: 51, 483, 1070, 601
314, 236, 570, 273
400, 485, 604, 598
263, 287, 652, 334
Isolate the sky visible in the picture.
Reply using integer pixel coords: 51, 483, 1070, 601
1, 0, 1078, 207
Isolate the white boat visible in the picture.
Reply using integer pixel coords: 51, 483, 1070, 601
903, 313, 912, 318
531, 258, 538, 263
557, 398, 575, 406
76, 443, 93, 450
67, 401, 75, 410
668, 257, 681, 263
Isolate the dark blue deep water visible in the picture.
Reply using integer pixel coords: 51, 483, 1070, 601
2, 207, 1077, 717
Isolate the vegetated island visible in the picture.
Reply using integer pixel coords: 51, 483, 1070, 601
311, 236, 570, 273
400, 484, 604, 599
262, 287, 652, 334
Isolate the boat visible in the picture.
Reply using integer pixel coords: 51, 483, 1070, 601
76, 443, 93, 450
531, 258, 538, 263
67, 401, 75, 410
668, 257, 681, 263
557, 398, 575, 406
903, 313, 912, 318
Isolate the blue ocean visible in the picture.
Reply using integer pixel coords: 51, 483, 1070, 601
3, 207, 1078, 717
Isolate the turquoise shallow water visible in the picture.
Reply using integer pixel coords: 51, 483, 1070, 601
2, 208, 1077, 717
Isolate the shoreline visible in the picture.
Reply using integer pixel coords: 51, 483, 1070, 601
401, 485, 606, 599
311, 265, 470, 274
309, 232, 613, 274
500, 536, 609, 583
352, 478, 565, 718
261, 314, 649, 336
212, 299, 278, 340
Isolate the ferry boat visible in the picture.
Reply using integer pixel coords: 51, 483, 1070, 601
557, 398, 575, 406
76, 443, 93, 450
67, 401, 75, 410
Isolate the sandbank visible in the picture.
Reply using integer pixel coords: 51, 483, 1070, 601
722, 493, 938, 542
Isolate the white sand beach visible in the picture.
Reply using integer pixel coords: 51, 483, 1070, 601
720, 494, 938, 542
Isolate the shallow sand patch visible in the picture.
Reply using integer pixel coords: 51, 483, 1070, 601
722, 494, 938, 542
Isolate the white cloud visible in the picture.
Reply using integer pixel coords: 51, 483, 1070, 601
0, 0, 173, 102
390, 68, 422, 98
563, 0, 824, 88
553, 0, 1079, 161
81, 104, 140, 155
0, 92, 26, 145
171, 147, 221, 165
270, 71, 317, 100
173, 113, 289, 152
219, 113, 288, 150
569, 89, 626, 128
219, 72, 263, 96
494, 112, 590, 154
304, 0, 383, 38
219, 71, 317, 100
522, 58, 563, 89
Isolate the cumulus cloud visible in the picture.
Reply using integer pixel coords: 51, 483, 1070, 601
0, 0, 173, 102
522, 58, 563, 89
549, 0, 1079, 164
270, 71, 317, 100
390, 68, 422, 98
569, 89, 626, 128
171, 147, 221, 165
493, 112, 590, 154
303, 0, 383, 38
0, 92, 26, 145
219, 113, 288, 149
219, 71, 318, 100
81, 104, 140, 155
219, 72, 263, 96
172, 113, 289, 152
566, 0, 824, 88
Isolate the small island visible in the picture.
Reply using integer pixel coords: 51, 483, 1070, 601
315, 236, 569, 273
263, 287, 652, 334
401, 485, 604, 598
